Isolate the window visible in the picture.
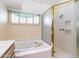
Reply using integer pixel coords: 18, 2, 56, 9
20, 13, 27, 24
20, 17, 26, 24
10, 10, 40, 25
34, 16, 39, 24
27, 18, 33, 24
11, 12, 19, 24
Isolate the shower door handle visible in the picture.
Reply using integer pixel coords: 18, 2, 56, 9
59, 29, 65, 31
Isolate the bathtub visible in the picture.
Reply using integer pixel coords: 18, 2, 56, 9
15, 40, 52, 58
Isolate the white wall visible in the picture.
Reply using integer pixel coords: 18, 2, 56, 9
0, 0, 8, 40
22, 0, 50, 15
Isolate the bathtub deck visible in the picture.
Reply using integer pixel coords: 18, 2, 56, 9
15, 40, 52, 58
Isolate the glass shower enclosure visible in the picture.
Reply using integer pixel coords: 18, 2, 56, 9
42, 0, 78, 58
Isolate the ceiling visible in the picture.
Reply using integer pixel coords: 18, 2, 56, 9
2, 0, 69, 15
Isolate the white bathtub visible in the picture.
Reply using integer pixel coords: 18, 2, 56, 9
15, 40, 52, 58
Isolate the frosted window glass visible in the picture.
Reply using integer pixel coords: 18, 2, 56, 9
34, 16, 39, 24
11, 13, 19, 24
20, 18, 26, 24
27, 18, 33, 24
10, 11, 40, 25
44, 16, 52, 26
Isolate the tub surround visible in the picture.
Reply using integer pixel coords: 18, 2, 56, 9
0, 40, 15, 58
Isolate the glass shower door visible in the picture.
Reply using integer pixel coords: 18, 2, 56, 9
54, 1, 77, 57
42, 9, 52, 45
